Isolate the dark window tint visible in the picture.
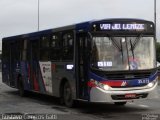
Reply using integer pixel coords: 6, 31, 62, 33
62, 32, 74, 60
31, 40, 39, 60
40, 36, 50, 48
50, 33, 61, 60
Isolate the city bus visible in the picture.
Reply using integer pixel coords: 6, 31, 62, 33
2, 18, 158, 107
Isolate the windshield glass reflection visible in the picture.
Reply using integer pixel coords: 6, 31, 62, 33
91, 36, 155, 71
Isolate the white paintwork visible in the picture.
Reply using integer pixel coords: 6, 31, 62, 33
90, 81, 158, 103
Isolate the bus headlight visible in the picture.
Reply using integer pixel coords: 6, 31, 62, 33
94, 80, 111, 91
147, 79, 157, 88
103, 85, 110, 90
147, 82, 154, 88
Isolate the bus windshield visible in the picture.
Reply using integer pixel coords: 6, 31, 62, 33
91, 36, 155, 71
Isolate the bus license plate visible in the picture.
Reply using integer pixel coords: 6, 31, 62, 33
125, 94, 136, 98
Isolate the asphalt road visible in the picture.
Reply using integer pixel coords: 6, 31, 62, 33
0, 73, 160, 120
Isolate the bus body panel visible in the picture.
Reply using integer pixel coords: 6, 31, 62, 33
90, 82, 158, 102
51, 62, 76, 98
2, 18, 157, 104
88, 71, 158, 102
2, 60, 77, 99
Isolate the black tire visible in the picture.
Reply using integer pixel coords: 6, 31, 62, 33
18, 77, 26, 97
63, 81, 74, 107
114, 102, 127, 106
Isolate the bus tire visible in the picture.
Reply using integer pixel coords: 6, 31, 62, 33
114, 102, 127, 106
63, 81, 74, 107
18, 77, 26, 97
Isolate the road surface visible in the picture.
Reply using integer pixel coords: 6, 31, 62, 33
0, 73, 160, 120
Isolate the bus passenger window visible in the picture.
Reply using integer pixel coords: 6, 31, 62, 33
40, 36, 50, 61
31, 40, 40, 60
40, 36, 50, 48
2, 41, 10, 61
62, 32, 74, 60
22, 40, 27, 61
51, 35, 59, 47
51, 39, 56, 47
50, 34, 61, 61
40, 51, 49, 61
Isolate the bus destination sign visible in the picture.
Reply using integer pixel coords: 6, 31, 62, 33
92, 22, 154, 33
100, 23, 145, 30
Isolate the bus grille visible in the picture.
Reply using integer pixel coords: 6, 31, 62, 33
106, 72, 152, 80
92, 69, 155, 80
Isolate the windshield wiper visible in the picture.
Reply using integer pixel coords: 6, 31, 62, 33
120, 39, 124, 63
130, 39, 135, 59
109, 36, 124, 63
132, 34, 143, 50
110, 37, 121, 51
129, 34, 143, 59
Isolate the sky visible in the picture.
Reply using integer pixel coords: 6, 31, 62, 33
0, 0, 160, 50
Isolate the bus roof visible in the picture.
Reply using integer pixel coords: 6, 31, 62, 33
2, 18, 153, 40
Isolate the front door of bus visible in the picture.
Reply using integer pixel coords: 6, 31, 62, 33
76, 33, 89, 99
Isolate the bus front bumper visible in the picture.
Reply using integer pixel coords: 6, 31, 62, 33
89, 82, 159, 103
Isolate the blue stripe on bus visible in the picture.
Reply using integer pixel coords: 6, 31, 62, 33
89, 71, 157, 87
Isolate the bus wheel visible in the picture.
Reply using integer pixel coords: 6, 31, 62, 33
18, 77, 26, 97
114, 102, 127, 106
63, 81, 74, 107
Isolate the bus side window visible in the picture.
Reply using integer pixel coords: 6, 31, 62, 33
11, 40, 21, 61
32, 40, 40, 60
50, 33, 61, 61
22, 40, 27, 61
62, 32, 74, 60
40, 36, 50, 61
40, 36, 50, 47
2, 41, 10, 62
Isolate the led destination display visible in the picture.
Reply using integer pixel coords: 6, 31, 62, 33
100, 24, 145, 30
92, 22, 154, 33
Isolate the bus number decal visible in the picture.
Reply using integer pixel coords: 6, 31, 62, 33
138, 79, 149, 84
